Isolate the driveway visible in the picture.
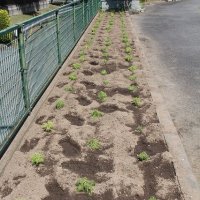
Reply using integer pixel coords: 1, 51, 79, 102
132, 0, 200, 184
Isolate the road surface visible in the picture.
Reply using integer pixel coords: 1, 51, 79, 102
132, 0, 200, 184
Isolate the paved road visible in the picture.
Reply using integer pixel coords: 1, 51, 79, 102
132, 0, 200, 184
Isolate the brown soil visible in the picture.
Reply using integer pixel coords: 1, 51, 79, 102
0, 12, 183, 200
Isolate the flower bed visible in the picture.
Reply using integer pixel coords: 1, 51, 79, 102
0, 11, 183, 200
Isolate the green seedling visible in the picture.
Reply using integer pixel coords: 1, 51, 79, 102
103, 52, 109, 60
128, 65, 137, 73
42, 120, 54, 132
101, 47, 108, 53
91, 109, 103, 118
79, 50, 85, 57
132, 97, 142, 107
87, 138, 101, 150
129, 74, 136, 81
104, 38, 112, 46
64, 86, 76, 93
79, 55, 86, 62
100, 69, 108, 75
135, 125, 143, 133
137, 151, 150, 161
125, 55, 133, 62
72, 63, 81, 70
103, 80, 109, 85
148, 197, 157, 200
76, 177, 95, 195
31, 152, 44, 166
69, 72, 77, 81
128, 85, 137, 92
55, 99, 64, 109
110, 12, 114, 17
97, 91, 107, 102
122, 37, 129, 43
125, 47, 132, 54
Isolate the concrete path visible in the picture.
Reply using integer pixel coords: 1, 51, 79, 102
132, 0, 200, 185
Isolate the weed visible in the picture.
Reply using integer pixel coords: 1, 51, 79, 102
100, 69, 108, 75
97, 91, 107, 102
64, 86, 76, 93
79, 55, 86, 62
125, 54, 133, 62
91, 109, 103, 118
31, 152, 44, 166
103, 80, 109, 85
128, 65, 137, 72
128, 85, 137, 92
76, 177, 95, 195
137, 151, 150, 161
103, 52, 109, 60
104, 38, 112, 46
79, 50, 85, 57
148, 197, 157, 200
122, 37, 129, 43
69, 72, 77, 81
72, 63, 81, 70
135, 125, 143, 133
129, 74, 136, 81
42, 121, 54, 132
132, 97, 142, 107
125, 47, 132, 54
87, 138, 101, 150
55, 99, 64, 109
101, 47, 108, 53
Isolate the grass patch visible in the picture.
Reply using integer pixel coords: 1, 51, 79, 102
87, 138, 101, 150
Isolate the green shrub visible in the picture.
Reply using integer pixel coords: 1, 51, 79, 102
42, 121, 54, 132
55, 99, 64, 109
87, 138, 101, 150
0, 10, 11, 43
100, 69, 108, 75
72, 63, 81, 70
132, 97, 142, 107
97, 91, 107, 102
91, 109, 103, 118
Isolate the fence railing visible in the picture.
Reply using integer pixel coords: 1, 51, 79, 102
0, 0, 100, 155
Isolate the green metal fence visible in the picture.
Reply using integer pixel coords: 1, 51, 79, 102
0, 0, 100, 155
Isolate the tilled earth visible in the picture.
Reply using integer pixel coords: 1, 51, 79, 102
0, 12, 183, 200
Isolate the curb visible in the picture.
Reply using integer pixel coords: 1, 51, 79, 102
127, 13, 200, 200
0, 14, 99, 177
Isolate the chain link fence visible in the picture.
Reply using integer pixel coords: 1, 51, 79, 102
0, 0, 100, 155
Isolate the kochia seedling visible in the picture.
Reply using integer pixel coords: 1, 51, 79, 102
42, 120, 54, 132
87, 138, 101, 150
137, 151, 150, 161
76, 177, 95, 195
31, 152, 44, 166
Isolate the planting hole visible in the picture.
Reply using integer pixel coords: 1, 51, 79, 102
82, 70, 94, 76
48, 96, 60, 103
64, 114, 85, 126
76, 96, 92, 106
20, 138, 40, 153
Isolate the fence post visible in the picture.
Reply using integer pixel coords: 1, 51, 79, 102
73, 2, 76, 42
17, 25, 30, 112
56, 10, 62, 64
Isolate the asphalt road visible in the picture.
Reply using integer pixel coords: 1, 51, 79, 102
132, 0, 200, 184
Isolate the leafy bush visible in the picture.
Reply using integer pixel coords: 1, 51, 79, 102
0, 10, 11, 43
76, 177, 95, 195
31, 152, 44, 166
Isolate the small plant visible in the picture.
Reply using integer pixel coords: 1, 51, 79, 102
55, 99, 64, 109
103, 80, 109, 85
125, 47, 132, 54
42, 120, 54, 132
128, 85, 137, 92
125, 55, 133, 62
91, 109, 103, 118
101, 47, 108, 53
122, 37, 129, 43
128, 65, 137, 73
69, 72, 77, 81
102, 52, 109, 60
76, 177, 95, 195
31, 152, 44, 166
100, 69, 108, 75
79, 50, 85, 57
64, 85, 76, 93
129, 74, 136, 81
148, 197, 157, 200
79, 55, 85, 62
87, 138, 101, 150
137, 151, 150, 161
72, 63, 81, 70
135, 125, 143, 133
97, 91, 107, 102
132, 97, 142, 107
0, 10, 11, 42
